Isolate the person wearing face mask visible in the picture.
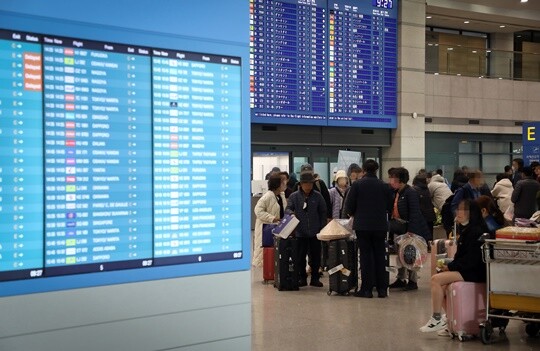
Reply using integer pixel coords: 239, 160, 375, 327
252, 176, 288, 267
420, 199, 487, 333
286, 172, 327, 287
329, 170, 350, 219
388, 167, 430, 291
450, 170, 485, 215
347, 163, 363, 184
511, 158, 524, 186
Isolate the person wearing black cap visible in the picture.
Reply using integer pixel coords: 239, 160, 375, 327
297, 163, 332, 220
286, 172, 327, 287
265, 167, 281, 180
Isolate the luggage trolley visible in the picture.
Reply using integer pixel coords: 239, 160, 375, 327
479, 239, 540, 344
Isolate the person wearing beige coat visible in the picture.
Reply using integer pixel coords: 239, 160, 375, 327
491, 174, 514, 214
252, 177, 287, 267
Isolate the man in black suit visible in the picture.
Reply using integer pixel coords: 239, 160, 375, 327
345, 159, 393, 298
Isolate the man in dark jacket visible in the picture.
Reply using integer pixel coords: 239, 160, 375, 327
511, 166, 540, 220
293, 163, 332, 220
413, 175, 436, 244
286, 172, 327, 287
451, 170, 485, 215
345, 159, 393, 298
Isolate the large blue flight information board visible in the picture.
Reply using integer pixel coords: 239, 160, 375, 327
0, 28, 243, 282
0, 31, 44, 281
250, 0, 398, 128
152, 50, 242, 265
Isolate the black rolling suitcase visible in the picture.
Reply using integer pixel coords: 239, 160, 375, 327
327, 239, 358, 295
274, 237, 299, 291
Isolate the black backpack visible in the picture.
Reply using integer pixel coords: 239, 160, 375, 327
440, 194, 455, 235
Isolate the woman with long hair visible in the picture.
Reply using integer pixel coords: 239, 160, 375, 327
420, 199, 487, 332
476, 195, 506, 236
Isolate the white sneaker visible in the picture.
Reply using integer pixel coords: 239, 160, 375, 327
437, 328, 451, 337
419, 316, 447, 333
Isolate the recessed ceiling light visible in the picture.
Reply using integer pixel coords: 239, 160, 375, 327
464, 20, 470, 24
500, 25, 506, 28
521, 0, 528, 3
426, 16, 432, 19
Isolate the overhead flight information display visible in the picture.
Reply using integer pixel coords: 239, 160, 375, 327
0, 28, 243, 282
249, 0, 398, 128
250, 0, 327, 125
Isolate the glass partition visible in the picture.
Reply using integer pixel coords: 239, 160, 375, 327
426, 43, 540, 82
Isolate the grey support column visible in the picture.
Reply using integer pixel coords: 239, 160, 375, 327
382, 0, 426, 176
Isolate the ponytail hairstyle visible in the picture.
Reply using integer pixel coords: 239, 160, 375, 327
476, 195, 505, 226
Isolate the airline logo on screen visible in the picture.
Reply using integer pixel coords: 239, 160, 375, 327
0, 28, 245, 284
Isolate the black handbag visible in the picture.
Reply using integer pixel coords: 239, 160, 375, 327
389, 218, 408, 235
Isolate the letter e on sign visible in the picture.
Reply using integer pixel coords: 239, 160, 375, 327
528, 127, 536, 141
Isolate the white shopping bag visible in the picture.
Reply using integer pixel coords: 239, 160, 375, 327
272, 214, 300, 239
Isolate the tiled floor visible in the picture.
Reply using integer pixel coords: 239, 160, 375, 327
251, 254, 540, 351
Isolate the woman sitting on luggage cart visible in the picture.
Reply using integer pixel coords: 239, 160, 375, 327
420, 199, 487, 333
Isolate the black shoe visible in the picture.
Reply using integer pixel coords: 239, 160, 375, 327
389, 279, 407, 289
377, 290, 388, 298
403, 281, 418, 291
354, 290, 373, 298
310, 280, 323, 287
299, 279, 308, 287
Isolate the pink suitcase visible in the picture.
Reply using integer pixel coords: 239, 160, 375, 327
430, 239, 457, 276
446, 282, 486, 341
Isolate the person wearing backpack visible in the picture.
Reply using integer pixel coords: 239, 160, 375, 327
450, 170, 485, 215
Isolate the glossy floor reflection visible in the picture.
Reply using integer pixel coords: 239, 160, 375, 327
251, 255, 540, 351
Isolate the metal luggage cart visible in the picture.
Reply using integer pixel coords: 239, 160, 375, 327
480, 239, 540, 344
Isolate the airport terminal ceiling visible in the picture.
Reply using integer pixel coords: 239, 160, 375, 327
426, 0, 540, 34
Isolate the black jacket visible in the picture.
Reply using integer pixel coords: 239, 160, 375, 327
393, 185, 430, 239
511, 178, 540, 219
413, 183, 436, 223
447, 223, 486, 283
286, 189, 327, 238
295, 178, 332, 219
345, 173, 393, 232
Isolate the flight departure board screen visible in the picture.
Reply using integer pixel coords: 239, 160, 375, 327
250, 0, 398, 128
0, 28, 243, 282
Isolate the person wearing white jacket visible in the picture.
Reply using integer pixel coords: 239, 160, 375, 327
428, 173, 453, 211
491, 174, 513, 214
252, 176, 287, 267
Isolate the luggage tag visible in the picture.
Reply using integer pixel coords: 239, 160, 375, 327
328, 264, 344, 275
340, 268, 351, 277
